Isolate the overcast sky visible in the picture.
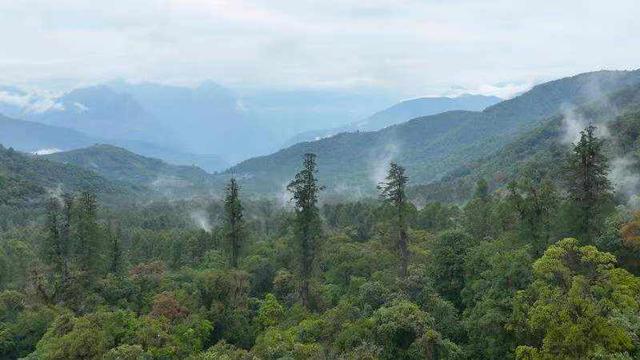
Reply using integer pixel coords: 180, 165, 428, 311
1, 0, 639, 97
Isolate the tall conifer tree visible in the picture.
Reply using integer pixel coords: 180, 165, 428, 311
565, 124, 613, 243
76, 191, 100, 275
378, 162, 410, 278
287, 153, 323, 307
224, 178, 245, 268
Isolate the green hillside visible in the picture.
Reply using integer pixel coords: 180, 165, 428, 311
411, 84, 640, 203
0, 145, 136, 204
224, 70, 640, 195
44, 144, 219, 196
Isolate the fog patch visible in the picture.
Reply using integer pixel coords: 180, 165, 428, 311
190, 209, 212, 232
33, 148, 62, 155
275, 182, 293, 209
560, 106, 587, 145
560, 105, 610, 146
332, 182, 365, 199
151, 176, 191, 189
610, 156, 640, 207
369, 143, 400, 186
46, 184, 65, 205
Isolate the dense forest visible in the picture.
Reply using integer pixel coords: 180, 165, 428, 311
2, 120, 640, 360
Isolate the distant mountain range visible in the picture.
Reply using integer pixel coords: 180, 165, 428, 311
220, 70, 640, 195
4, 69, 640, 205
0, 81, 401, 165
0, 81, 501, 168
0, 114, 228, 173
284, 94, 502, 146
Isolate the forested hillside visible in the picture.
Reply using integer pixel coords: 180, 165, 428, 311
225, 70, 640, 194
2, 70, 640, 360
2, 102, 640, 358
411, 83, 640, 203
284, 94, 502, 146
44, 145, 216, 195
0, 145, 138, 228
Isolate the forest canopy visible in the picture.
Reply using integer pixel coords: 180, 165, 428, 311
2, 121, 640, 360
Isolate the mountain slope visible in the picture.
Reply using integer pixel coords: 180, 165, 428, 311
0, 144, 136, 207
410, 83, 640, 204
43, 145, 218, 196
284, 94, 502, 146
0, 114, 96, 153
27, 86, 168, 144
357, 94, 502, 131
0, 114, 228, 172
108, 81, 271, 162
223, 70, 640, 195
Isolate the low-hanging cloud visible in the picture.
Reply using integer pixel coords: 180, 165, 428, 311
190, 209, 212, 232
609, 156, 640, 208
369, 143, 400, 186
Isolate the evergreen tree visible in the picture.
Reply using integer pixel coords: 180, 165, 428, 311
463, 179, 496, 241
564, 124, 613, 243
507, 178, 559, 257
107, 223, 123, 275
43, 198, 70, 299
287, 153, 323, 307
75, 191, 101, 276
224, 178, 245, 268
377, 162, 410, 278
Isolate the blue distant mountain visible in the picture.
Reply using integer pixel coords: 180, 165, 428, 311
283, 94, 502, 146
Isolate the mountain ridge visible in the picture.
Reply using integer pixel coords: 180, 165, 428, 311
222, 70, 640, 195
283, 94, 502, 146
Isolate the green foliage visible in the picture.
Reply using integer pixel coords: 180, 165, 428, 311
430, 230, 475, 309
3, 96, 640, 360
507, 179, 560, 257
224, 178, 245, 268
564, 125, 614, 243
288, 153, 324, 308
371, 300, 462, 360
257, 294, 285, 329
462, 238, 533, 359
378, 162, 410, 278
512, 238, 640, 359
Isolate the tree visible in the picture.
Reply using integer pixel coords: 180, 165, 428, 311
42, 197, 71, 301
463, 179, 497, 241
378, 162, 410, 278
75, 191, 101, 276
370, 300, 463, 360
287, 153, 323, 308
430, 230, 474, 309
107, 223, 123, 275
564, 124, 613, 243
224, 178, 245, 268
512, 238, 640, 359
462, 238, 533, 360
507, 179, 559, 257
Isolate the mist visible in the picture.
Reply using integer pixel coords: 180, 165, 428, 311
369, 143, 400, 186
189, 209, 212, 233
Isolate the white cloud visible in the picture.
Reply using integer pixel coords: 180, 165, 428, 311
0, 0, 639, 97
0, 88, 64, 113
33, 148, 62, 155
0, 91, 30, 108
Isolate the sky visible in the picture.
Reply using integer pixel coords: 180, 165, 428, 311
1, 0, 639, 98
